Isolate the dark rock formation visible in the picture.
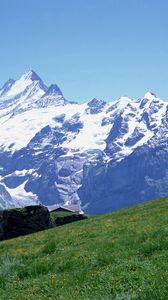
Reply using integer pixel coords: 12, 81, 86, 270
0, 205, 87, 241
0, 205, 51, 240
52, 214, 87, 227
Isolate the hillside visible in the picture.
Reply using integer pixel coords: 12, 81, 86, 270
0, 197, 168, 299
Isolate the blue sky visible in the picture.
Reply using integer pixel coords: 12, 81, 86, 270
0, 0, 168, 102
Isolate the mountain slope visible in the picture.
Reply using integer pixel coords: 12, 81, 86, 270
0, 197, 168, 299
0, 184, 14, 210
0, 70, 167, 212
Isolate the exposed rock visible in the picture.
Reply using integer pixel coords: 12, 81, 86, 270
0, 205, 51, 240
0, 205, 87, 241
86, 98, 106, 114
51, 213, 87, 227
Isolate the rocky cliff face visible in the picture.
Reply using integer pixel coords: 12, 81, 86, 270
0, 70, 167, 213
79, 132, 168, 214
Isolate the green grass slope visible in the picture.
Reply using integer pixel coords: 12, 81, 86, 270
1, 197, 168, 300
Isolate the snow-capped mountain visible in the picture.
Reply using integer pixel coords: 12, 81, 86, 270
0, 70, 46, 110
0, 70, 167, 212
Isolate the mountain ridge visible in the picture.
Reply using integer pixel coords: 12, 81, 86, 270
0, 70, 167, 213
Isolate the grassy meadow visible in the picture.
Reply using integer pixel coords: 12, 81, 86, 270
0, 197, 168, 299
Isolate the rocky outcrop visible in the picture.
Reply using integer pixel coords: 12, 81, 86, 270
0, 205, 87, 241
0, 205, 51, 240
51, 213, 87, 227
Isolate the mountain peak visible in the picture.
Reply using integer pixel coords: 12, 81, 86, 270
88, 98, 106, 107
118, 96, 132, 102
45, 84, 63, 96
0, 70, 47, 107
115, 96, 133, 109
86, 98, 106, 114
22, 69, 42, 82
143, 92, 156, 100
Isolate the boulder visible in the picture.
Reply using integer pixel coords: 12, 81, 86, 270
0, 205, 51, 240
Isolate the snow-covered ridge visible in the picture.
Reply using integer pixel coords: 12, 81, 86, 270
0, 71, 167, 154
0, 70, 167, 210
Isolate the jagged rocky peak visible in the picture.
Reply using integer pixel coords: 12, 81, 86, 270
45, 84, 63, 96
88, 98, 106, 107
34, 82, 66, 108
14, 69, 48, 93
22, 69, 43, 82
143, 91, 157, 100
139, 92, 158, 109
0, 69, 47, 102
86, 98, 106, 114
